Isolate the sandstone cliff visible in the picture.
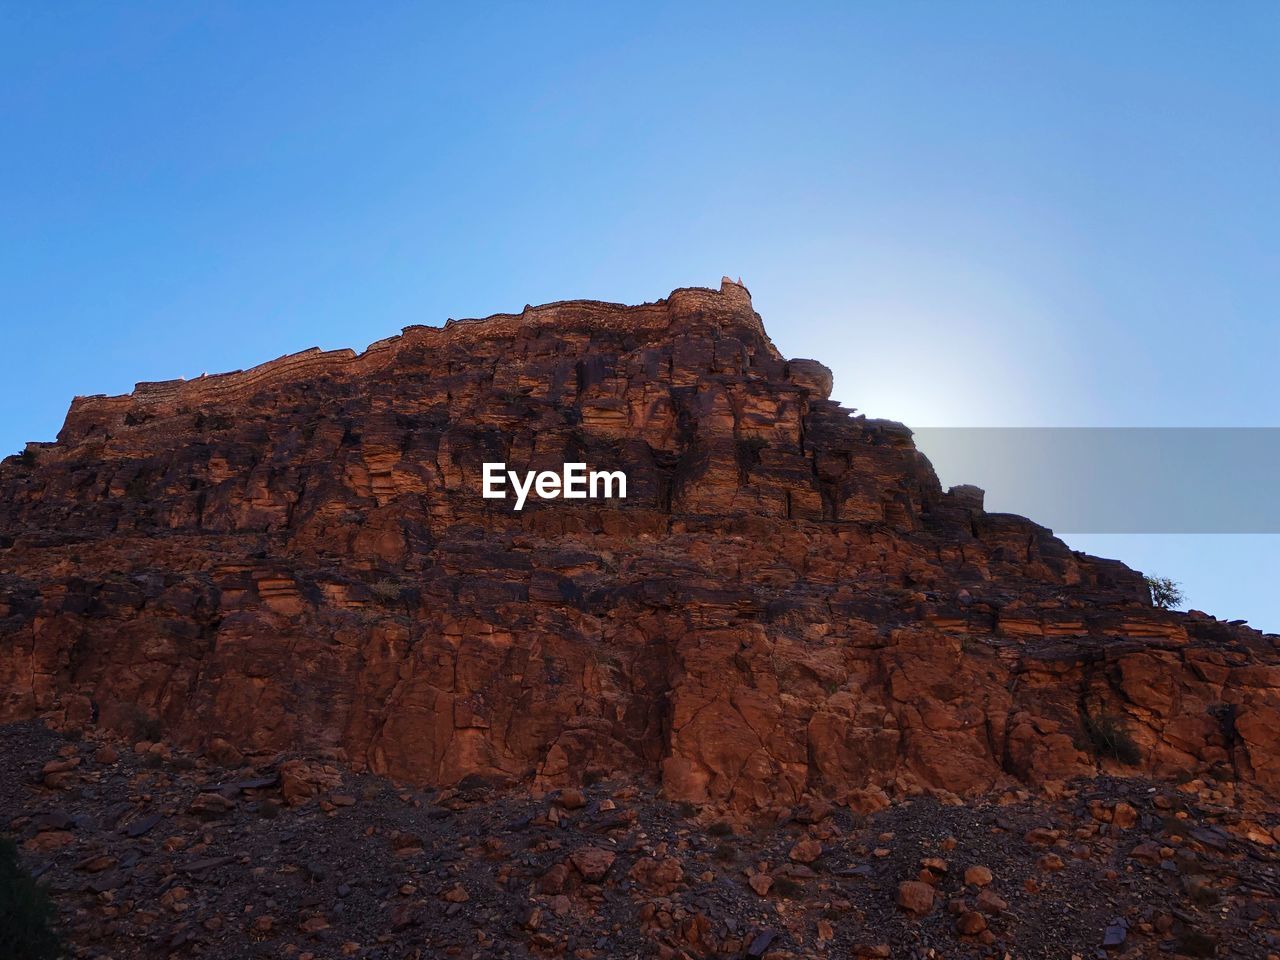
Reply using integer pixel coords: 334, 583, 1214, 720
2, 279, 1277, 814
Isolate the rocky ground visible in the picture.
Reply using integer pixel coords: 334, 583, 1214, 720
5, 720, 1280, 960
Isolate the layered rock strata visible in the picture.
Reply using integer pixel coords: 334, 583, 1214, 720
1, 279, 1276, 813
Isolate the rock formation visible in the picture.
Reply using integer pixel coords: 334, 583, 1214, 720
2, 279, 1277, 815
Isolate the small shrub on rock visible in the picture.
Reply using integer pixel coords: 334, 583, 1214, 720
1145, 575, 1184, 610
1081, 711, 1142, 765
370, 579, 402, 603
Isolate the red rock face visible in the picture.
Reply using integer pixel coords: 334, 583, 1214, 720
1, 279, 1277, 812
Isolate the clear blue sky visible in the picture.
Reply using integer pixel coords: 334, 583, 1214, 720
2, 3, 1277, 629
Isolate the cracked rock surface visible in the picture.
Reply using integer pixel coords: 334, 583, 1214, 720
4, 721, 1279, 959
1, 279, 1278, 956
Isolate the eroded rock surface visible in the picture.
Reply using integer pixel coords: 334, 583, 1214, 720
4, 721, 1278, 959
1, 279, 1277, 815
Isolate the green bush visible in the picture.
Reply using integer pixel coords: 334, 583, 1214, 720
0, 836, 62, 960
1144, 575, 1184, 610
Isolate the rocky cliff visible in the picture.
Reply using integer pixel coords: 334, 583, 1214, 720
2, 279, 1277, 816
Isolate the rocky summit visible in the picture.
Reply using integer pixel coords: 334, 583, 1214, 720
2, 279, 1279, 958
